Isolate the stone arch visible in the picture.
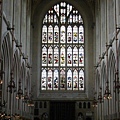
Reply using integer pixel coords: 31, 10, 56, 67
33, 0, 93, 24
18, 62, 26, 111
95, 69, 100, 95
25, 71, 29, 89
108, 49, 116, 115
32, 0, 94, 98
95, 69, 100, 119
12, 49, 21, 113
1, 32, 12, 113
20, 62, 26, 80
13, 50, 21, 87
101, 61, 106, 93
118, 40, 120, 114
25, 70, 31, 94
101, 61, 106, 117
1, 32, 12, 55
23, 70, 31, 112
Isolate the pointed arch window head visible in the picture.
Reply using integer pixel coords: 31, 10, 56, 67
41, 2, 84, 91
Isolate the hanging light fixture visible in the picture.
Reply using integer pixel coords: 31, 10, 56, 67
98, 87, 103, 103
114, 0, 120, 94
114, 72, 120, 93
92, 92, 98, 108
0, 112, 5, 118
7, 72, 16, 93
5, 114, 11, 119
13, 113, 20, 119
16, 81, 24, 99
27, 99, 34, 107
115, 80, 120, 92
23, 90, 29, 103
103, 42, 112, 100
103, 82, 112, 100
23, 92, 29, 102
92, 97, 98, 108
27, 93, 34, 107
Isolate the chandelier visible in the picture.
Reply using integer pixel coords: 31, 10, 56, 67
114, 71, 120, 93
27, 99, 34, 107
7, 72, 16, 93
98, 88, 103, 103
23, 91, 29, 103
115, 81, 120, 92
16, 81, 24, 99
27, 93, 34, 107
92, 97, 98, 108
103, 84, 112, 100
0, 112, 5, 118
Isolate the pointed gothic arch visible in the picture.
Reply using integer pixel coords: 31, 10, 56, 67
40, 1, 85, 91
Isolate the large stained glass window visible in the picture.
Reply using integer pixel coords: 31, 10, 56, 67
41, 2, 84, 91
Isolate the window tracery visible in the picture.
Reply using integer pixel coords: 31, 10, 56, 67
41, 2, 84, 91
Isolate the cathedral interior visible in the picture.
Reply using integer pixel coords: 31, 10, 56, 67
0, 0, 120, 120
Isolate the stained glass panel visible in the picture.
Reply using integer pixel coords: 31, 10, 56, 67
60, 68, 65, 90
67, 26, 72, 43
73, 26, 78, 43
73, 15, 76, 23
41, 69, 47, 90
54, 4, 59, 16
47, 69, 52, 90
42, 26, 47, 43
41, 2, 84, 91
54, 14, 58, 23
73, 69, 78, 90
79, 15, 83, 24
79, 69, 84, 90
69, 15, 72, 23
48, 46, 53, 66
48, 15, 51, 23
61, 8, 66, 23
79, 46, 84, 66
42, 46, 47, 66
79, 26, 84, 43
51, 15, 53, 23
43, 15, 47, 23
67, 69, 72, 90
53, 69, 59, 90
67, 4, 72, 16
60, 45, 65, 66
54, 46, 59, 66
48, 26, 53, 43
73, 46, 78, 66
60, 26, 65, 43
54, 26, 59, 43
75, 14, 79, 23
67, 46, 72, 66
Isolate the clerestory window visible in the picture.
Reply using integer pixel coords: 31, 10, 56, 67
41, 2, 84, 91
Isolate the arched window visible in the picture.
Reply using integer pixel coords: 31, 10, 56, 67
41, 2, 84, 91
